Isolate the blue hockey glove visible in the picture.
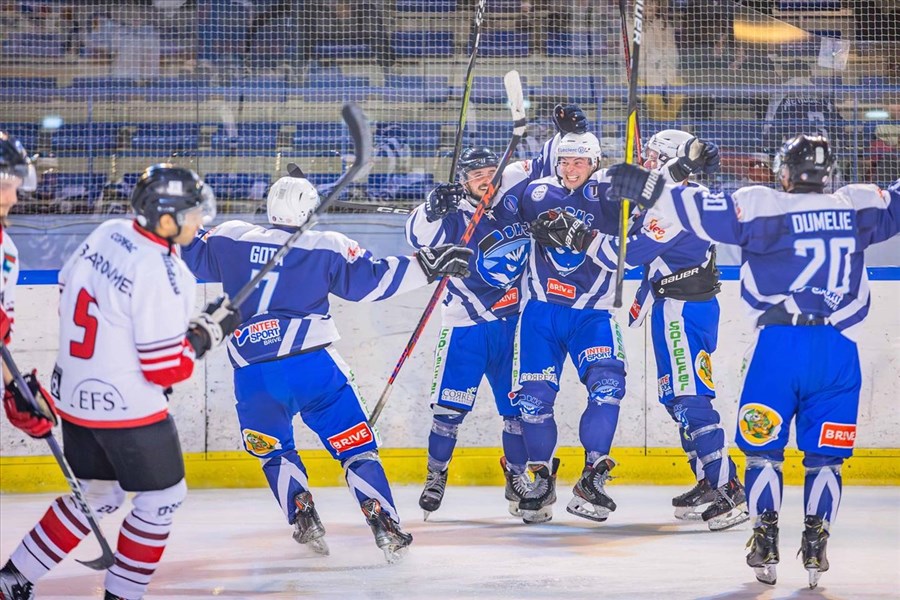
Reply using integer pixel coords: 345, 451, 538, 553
606, 163, 665, 209
424, 183, 465, 222
552, 103, 588, 135
531, 210, 596, 252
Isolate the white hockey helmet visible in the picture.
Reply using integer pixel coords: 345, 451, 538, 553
642, 129, 695, 172
266, 176, 320, 227
556, 131, 602, 163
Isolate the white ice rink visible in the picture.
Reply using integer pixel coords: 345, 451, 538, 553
2, 485, 898, 599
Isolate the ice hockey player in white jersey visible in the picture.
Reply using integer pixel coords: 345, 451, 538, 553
181, 172, 473, 563
529, 129, 749, 531
1, 164, 241, 600
606, 134, 900, 588
0, 131, 57, 442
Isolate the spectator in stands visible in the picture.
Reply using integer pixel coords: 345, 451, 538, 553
865, 124, 900, 187
244, 1, 296, 72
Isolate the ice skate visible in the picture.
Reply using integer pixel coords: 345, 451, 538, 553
418, 467, 448, 521
701, 477, 750, 531
519, 458, 560, 524
500, 456, 526, 517
0, 561, 34, 600
672, 478, 716, 520
361, 498, 413, 564
798, 515, 830, 589
104, 592, 127, 600
567, 456, 617, 523
291, 491, 329, 556
746, 511, 779, 585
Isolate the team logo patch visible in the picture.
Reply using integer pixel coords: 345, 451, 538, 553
738, 403, 783, 446
242, 428, 282, 456
234, 319, 282, 347
345, 242, 365, 263
819, 422, 856, 449
658, 374, 672, 399
530, 184, 548, 201
503, 194, 519, 214
327, 422, 374, 454
695, 350, 715, 390
476, 229, 529, 290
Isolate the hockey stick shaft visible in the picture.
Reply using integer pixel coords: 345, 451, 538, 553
618, 0, 643, 160
369, 71, 527, 426
447, 0, 487, 181
0, 346, 115, 570
229, 104, 372, 310
614, 0, 644, 308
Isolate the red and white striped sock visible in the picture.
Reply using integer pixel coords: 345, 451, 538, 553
9, 495, 91, 583
104, 510, 173, 599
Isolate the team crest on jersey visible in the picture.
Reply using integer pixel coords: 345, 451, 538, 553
530, 184, 548, 201
234, 319, 282, 347
695, 350, 714, 390
503, 194, 519, 214
476, 229, 529, 289
738, 403, 783, 446
242, 428, 282, 456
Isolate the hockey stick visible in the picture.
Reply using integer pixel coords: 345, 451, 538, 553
614, 0, 644, 308
368, 70, 527, 426
448, 0, 487, 180
0, 346, 115, 571
229, 104, 372, 310
618, 0, 643, 160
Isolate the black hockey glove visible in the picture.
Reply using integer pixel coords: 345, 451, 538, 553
416, 244, 474, 283
530, 210, 596, 252
187, 295, 242, 359
424, 183, 465, 222
552, 103, 588, 135
668, 138, 721, 181
606, 163, 665, 209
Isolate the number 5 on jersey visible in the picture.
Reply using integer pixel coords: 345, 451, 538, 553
70, 288, 99, 359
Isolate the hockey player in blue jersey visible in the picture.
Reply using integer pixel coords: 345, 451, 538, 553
529, 129, 749, 531
406, 105, 588, 520
181, 174, 473, 563
606, 134, 900, 588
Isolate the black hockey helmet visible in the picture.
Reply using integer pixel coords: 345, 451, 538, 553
0, 131, 37, 192
131, 164, 216, 230
772, 134, 834, 193
457, 147, 500, 183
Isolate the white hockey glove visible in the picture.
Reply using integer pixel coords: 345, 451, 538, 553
187, 296, 242, 359
415, 244, 474, 283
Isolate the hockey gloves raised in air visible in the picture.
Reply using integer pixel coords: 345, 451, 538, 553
669, 138, 721, 182
187, 295, 242, 359
552, 104, 588, 135
3, 370, 58, 439
416, 244, 474, 283
531, 210, 596, 252
606, 163, 665, 209
424, 183, 465, 222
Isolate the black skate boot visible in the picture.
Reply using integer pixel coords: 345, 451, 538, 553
567, 455, 617, 523
746, 511, 779, 585
0, 561, 34, 600
500, 456, 525, 517
291, 491, 329, 555
798, 515, 830, 589
418, 467, 448, 520
104, 592, 127, 600
519, 458, 560, 525
672, 478, 716, 520
701, 477, 750, 531
361, 498, 413, 564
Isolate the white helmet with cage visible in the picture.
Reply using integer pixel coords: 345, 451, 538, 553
642, 129, 695, 172
266, 176, 320, 228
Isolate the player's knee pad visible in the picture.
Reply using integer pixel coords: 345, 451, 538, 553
83, 479, 126, 516
520, 411, 554, 425
803, 452, 843, 475
502, 415, 523, 436
584, 365, 625, 407
512, 382, 556, 419
745, 450, 785, 470
431, 406, 466, 440
341, 450, 381, 472
131, 479, 187, 521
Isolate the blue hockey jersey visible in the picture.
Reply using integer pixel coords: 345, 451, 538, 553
182, 221, 429, 367
649, 179, 900, 339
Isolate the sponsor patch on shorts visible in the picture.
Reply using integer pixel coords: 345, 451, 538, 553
818, 422, 856, 449
327, 422, 374, 454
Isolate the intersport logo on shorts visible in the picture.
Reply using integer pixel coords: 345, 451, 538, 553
327, 422, 374, 453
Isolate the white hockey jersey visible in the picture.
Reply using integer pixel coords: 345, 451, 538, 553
53, 219, 197, 428
1, 225, 18, 396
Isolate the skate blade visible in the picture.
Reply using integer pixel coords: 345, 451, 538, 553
706, 504, 750, 531
521, 506, 553, 524
566, 496, 610, 523
673, 505, 707, 521
807, 567, 823, 589
753, 565, 777, 585
508, 501, 522, 518
382, 545, 410, 564
423, 510, 431, 522
307, 537, 330, 556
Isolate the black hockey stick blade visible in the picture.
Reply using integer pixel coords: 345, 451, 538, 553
286, 162, 306, 179
229, 104, 372, 310
0, 346, 115, 570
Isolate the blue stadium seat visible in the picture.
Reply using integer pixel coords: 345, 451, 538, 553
0, 77, 56, 89
51, 123, 120, 155
60, 77, 139, 101
546, 32, 596, 57
313, 43, 373, 60
376, 122, 441, 155
304, 172, 341, 187
368, 172, 435, 201
532, 76, 598, 104
1, 33, 65, 58
203, 173, 271, 200
466, 120, 510, 149
210, 123, 280, 153
777, 1, 841, 9
40, 173, 106, 207
471, 76, 527, 104
381, 75, 451, 104
485, 0, 522, 13
295, 75, 372, 103
395, 0, 457, 12
476, 31, 529, 58
0, 123, 39, 152
214, 77, 287, 103
392, 31, 454, 58
131, 123, 200, 154
140, 78, 210, 102
693, 120, 764, 152
294, 122, 351, 156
